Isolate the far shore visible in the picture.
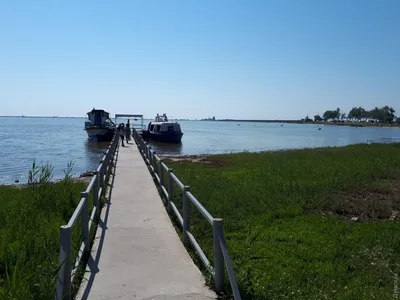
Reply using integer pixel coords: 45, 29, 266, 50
215, 119, 400, 128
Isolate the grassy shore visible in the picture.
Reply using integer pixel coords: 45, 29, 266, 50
165, 143, 400, 299
0, 166, 89, 299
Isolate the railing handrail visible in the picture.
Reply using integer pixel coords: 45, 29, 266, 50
55, 133, 119, 300
131, 128, 242, 300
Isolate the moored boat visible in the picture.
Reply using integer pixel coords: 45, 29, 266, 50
84, 108, 116, 142
142, 113, 183, 143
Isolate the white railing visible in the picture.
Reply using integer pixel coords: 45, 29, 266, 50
132, 129, 241, 300
55, 134, 119, 300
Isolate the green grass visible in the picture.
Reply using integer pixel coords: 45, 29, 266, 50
0, 162, 94, 300
164, 143, 400, 299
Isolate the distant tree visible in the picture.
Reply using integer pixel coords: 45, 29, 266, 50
323, 108, 341, 121
345, 106, 396, 123
314, 114, 323, 122
322, 111, 331, 121
368, 107, 381, 121
304, 115, 312, 122
347, 107, 356, 120
348, 106, 367, 121
384, 106, 396, 123
367, 106, 396, 123
340, 113, 346, 120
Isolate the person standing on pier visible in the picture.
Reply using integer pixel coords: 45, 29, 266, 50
125, 119, 131, 143
118, 123, 125, 147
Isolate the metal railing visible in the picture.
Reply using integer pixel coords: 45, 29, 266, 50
132, 129, 241, 300
55, 133, 119, 300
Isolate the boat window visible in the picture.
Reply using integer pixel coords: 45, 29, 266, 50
156, 125, 161, 132
94, 112, 102, 125
150, 125, 155, 131
167, 125, 174, 131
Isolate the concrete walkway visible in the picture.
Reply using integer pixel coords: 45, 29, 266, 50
76, 141, 216, 300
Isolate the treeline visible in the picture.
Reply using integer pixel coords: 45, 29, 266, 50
307, 106, 399, 124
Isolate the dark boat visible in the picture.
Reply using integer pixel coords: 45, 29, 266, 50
84, 108, 116, 142
142, 113, 183, 143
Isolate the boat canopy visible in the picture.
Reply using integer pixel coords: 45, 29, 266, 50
115, 114, 143, 119
115, 113, 144, 130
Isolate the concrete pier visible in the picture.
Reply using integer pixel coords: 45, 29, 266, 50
76, 142, 216, 300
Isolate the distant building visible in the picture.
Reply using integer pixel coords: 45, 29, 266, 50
200, 116, 217, 121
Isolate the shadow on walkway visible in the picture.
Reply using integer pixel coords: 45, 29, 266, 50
78, 145, 120, 299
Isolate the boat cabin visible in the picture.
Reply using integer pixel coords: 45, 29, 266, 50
87, 109, 110, 126
148, 122, 182, 133
147, 113, 182, 134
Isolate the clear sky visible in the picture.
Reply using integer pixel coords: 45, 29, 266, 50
0, 0, 399, 119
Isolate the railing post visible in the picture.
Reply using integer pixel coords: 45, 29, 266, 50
93, 172, 100, 220
106, 154, 111, 178
105, 150, 110, 167
81, 192, 89, 254
148, 147, 152, 164
213, 218, 225, 293
103, 157, 108, 182
99, 160, 104, 189
106, 150, 111, 170
140, 136, 144, 151
56, 225, 72, 300
153, 151, 157, 174
183, 186, 190, 243
105, 148, 110, 161
115, 134, 119, 149
159, 160, 164, 186
167, 169, 173, 212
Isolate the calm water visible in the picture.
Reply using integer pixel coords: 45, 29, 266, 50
1, 117, 400, 184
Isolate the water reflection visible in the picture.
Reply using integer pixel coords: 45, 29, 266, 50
85, 140, 110, 152
146, 141, 183, 156
84, 140, 109, 171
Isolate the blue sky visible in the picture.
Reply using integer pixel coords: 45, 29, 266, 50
0, 0, 399, 119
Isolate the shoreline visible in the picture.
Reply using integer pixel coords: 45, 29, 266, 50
216, 119, 400, 128
0, 171, 93, 187
159, 141, 400, 160
2, 141, 400, 186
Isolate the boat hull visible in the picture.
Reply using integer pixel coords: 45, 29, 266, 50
85, 127, 115, 142
147, 131, 183, 143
